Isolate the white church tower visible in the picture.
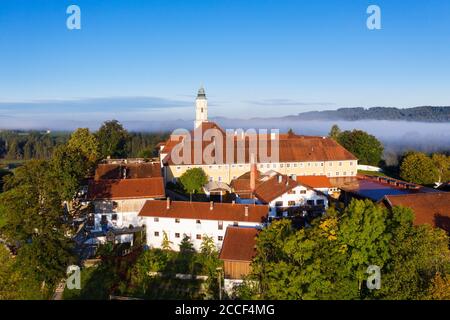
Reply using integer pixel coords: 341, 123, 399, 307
195, 86, 208, 128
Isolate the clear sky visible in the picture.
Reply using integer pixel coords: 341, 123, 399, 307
0, 0, 449, 129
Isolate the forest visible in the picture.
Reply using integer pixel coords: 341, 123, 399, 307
293, 106, 450, 122
0, 128, 169, 161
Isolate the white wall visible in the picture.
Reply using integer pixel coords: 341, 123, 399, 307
144, 217, 262, 252
236, 185, 328, 217
91, 198, 153, 231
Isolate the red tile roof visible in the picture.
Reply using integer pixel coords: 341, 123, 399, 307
230, 170, 264, 195
219, 227, 259, 262
138, 200, 268, 223
254, 174, 299, 203
162, 122, 357, 165
87, 177, 165, 200
296, 175, 332, 188
383, 193, 450, 232
94, 162, 162, 180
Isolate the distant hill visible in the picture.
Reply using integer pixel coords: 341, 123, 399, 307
283, 106, 450, 122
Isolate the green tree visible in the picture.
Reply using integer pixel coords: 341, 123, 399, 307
67, 128, 100, 163
51, 145, 91, 201
337, 129, 384, 166
179, 168, 208, 194
0, 246, 43, 299
0, 160, 75, 293
96, 120, 130, 159
431, 153, 450, 183
246, 199, 450, 300
400, 152, 439, 185
328, 124, 341, 140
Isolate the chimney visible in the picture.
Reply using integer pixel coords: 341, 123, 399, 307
278, 175, 283, 183
250, 153, 256, 193
210, 201, 214, 210
232, 200, 235, 205
166, 197, 171, 209
244, 205, 249, 217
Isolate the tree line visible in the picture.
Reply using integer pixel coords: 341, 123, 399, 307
0, 121, 169, 161
297, 106, 450, 122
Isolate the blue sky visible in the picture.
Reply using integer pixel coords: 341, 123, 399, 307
0, 0, 449, 130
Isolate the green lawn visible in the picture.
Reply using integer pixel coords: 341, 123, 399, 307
358, 170, 388, 177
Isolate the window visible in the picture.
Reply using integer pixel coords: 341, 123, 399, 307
175, 233, 180, 238
218, 221, 223, 230
232, 176, 237, 180
294, 163, 298, 167
218, 176, 222, 182
350, 162, 353, 166
275, 201, 283, 207
288, 201, 296, 206
321, 162, 324, 167
280, 164, 284, 168
233, 221, 239, 226
201, 108, 203, 113
272, 163, 276, 168
300, 190, 306, 194
286, 163, 290, 168
175, 218, 180, 223
196, 220, 201, 224
343, 172, 347, 176
308, 163, 311, 167
196, 234, 202, 240
339, 162, 343, 166
154, 217, 159, 222
259, 164, 264, 168
351, 171, 354, 175
154, 232, 160, 237
317, 199, 325, 205
329, 162, 333, 166
315, 162, 318, 167
218, 236, 223, 241
287, 190, 296, 195
112, 214, 118, 221
176, 166, 181, 170
266, 164, 270, 168
209, 165, 213, 169
336, 172, 339, 176
307, 200, 315, 206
